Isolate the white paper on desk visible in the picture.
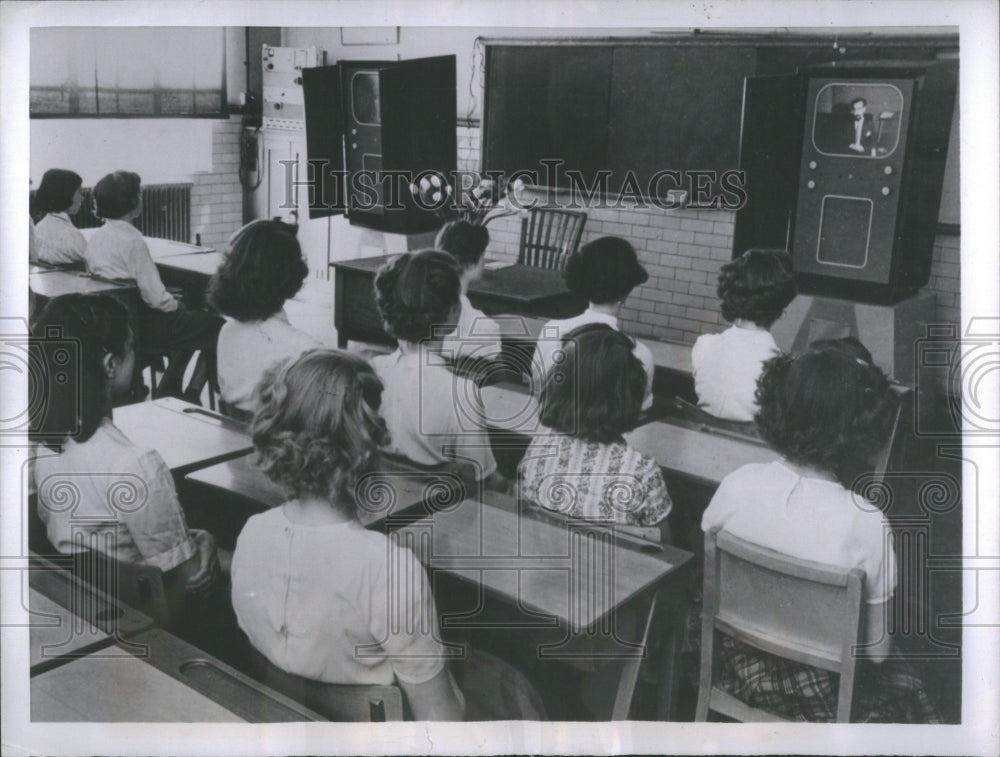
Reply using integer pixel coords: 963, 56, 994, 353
3, 2, 997, 757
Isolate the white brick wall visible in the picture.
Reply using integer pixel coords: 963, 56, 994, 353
459, 125, 962, 345
191, 116, 245, 249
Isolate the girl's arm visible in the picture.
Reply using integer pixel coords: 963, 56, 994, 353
397, 667, 465, 721
862, 599, 893, 664
171, 529, 220, 596
133, 237, 179, 311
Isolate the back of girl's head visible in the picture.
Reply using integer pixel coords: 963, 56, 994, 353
35, 169, 83, 215
373, 249, 460, 343
93, 171, 141, 220
251, 349, 389, 514
435, 220, 490, 269
564, 236, 649, 304
754, 339, 895, 485
208, 219, 308, 322
717, 248, 796, 327
539, 323, 646, 443
29, 293, 130, 448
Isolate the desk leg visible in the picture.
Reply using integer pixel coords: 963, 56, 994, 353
610, 593, 658, 720
333, 272, 349, 348
654, 578, 692, 720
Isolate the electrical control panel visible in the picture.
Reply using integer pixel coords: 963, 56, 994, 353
262, 45, 325, 131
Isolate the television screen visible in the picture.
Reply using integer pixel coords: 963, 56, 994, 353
811, 82, 904, 158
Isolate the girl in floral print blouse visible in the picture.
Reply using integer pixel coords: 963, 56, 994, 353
518, 323, 671, 537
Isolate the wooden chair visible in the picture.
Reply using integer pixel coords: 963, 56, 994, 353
696, 528, 865, 722
517, 208, 587, 270
70, 547, 176, 629
246, 648, 404, 721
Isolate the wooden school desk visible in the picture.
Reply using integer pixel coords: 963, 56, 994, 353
330, 255, 587, 348
29, 269, 138, 313
395, 492, 694, 719
184, 454, 465, 528
29, 588, 112, 675
31, 628, 323, 722
29, 557, 153, 641
154, 251, 224, 308
625, 419, 779, 488
112, 397, 252, 476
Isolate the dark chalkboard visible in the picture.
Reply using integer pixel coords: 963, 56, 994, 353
483, 42, 757, 201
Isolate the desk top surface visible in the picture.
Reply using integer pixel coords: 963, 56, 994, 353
332, 255, 574, 303
397, 492, 691, 632
625, 419, 778, 487
185, 454, 458, 527
112, 398, 252, 474
80, 227, 214, 259
480, 382, 540, 434
31, 649, 246, 722
29, 588, 110, 670
646, 339, 693, 374
29, 270, 135, 298
155, 250, 224, 276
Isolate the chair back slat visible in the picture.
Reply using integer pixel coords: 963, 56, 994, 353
697, 528, 864, 722
517, 208, 587, 270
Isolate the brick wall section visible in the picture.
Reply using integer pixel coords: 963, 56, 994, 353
927, 232, 961, 328
190, 116, 245, 249
459, 126, 962, 345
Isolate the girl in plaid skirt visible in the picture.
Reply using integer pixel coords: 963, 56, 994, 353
700, 338, 940, 723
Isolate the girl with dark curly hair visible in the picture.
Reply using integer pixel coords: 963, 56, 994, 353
700, 340, 939, 723
434, 220, 502, 360
372, 249, 506, 491
692, 248, 796, 421
208, 219, 320, 413
231, 348, 464, 720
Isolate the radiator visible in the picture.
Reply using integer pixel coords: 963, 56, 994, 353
33, 183, 193, 243
134, 183, 192, 242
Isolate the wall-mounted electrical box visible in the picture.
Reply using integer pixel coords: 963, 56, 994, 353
262, 45, 326, 131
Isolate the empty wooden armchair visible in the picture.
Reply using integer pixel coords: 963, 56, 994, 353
517, 208, 587, 270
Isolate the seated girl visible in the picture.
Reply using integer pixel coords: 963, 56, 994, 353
85, 170, 223, 399
30, 294, 218, 594
230, 349, 464, 720
531, 237, 655, 409
33, 168, 87, 266
434, 220, 502, 361
372, 250, 506, 491
519, 324, 671, 535
701, 341, 939, 722
691, 248, 796, 421
208, 219, 320, 416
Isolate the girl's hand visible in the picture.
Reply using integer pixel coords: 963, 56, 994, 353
184, 529, 219, 597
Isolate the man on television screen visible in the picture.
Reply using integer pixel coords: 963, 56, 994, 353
847, 97, 876, 154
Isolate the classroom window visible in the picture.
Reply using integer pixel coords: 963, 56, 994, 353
30, 27, 227, 118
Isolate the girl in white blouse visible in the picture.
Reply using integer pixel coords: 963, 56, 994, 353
231, 349, 464, 720
33, 169, 87, 266
30, 294, 219, 593
208, 219, 320, 415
